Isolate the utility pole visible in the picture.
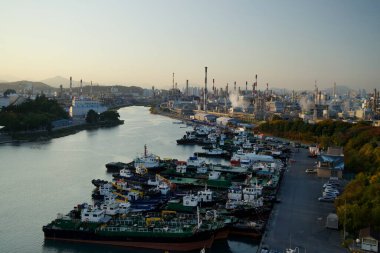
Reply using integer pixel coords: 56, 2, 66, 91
204, 66, 208, 112
344, 198, 346, 241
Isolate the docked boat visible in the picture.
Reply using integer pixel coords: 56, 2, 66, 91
194, 148, 231, 159
43, 206, 225, 251
105, 161, 134, 172
186, 156, 206, 168
134, 145, 160, 169
176, 132, 200, 145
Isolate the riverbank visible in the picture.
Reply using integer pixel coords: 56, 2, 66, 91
1, 120, 124, 143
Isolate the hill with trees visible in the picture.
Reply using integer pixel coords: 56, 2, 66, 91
0, 95, 68, 132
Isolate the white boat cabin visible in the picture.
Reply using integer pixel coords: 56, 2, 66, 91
196, 165, 208, 174
157, 183, 170, 195
208, 171, 221, 180
120, 169, 133, 178
183, 194, 199, 206
228, 187, 242, 201
104, 194, 116, 204
114, 180, 129, 191
81, 207, 105, 222
147, 177, 159, 186
176, 163, 187, 174
134, 152, 160, 169
127, 191, 140, 201
99, 183, 113, 196
187, 156, 206, 167
118, 202, 131, 214
198, 188, 213, 202
100, 202, 119, 216
243, 185, 263, 197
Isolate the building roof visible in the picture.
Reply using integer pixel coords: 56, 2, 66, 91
319, 155, 345, 170
359, 227, 380, 240
327, 147, 344, 156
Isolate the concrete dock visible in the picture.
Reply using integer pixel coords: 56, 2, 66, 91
259, 148, 348, 253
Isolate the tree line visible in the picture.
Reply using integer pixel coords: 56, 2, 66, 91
85, 109, 121, 124
0, 95, 68, 132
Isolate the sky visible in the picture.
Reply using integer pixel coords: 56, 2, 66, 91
0, 0, 379, 90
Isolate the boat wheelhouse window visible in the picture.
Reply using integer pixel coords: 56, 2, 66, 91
84, 214, 89, 217
93, 214, 97, 217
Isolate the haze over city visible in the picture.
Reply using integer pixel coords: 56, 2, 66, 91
0, 0, 379, 90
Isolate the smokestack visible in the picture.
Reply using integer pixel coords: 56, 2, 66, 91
374, 88, 378, 111
314, 80, 318, 104
234, 81, 236, 92
333, 82, 337, 98
292, 90, 295, 103
245, 81, 248, 93
80, 79, 83, 96
204, 66, 208, 112
69, 76, 72, 96
186, 80, 189, 96
172, 72, 175, 90
226, 83, 229, 97
212, 79, 215, 93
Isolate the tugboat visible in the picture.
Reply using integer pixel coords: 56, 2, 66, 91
134, 145, 161, 169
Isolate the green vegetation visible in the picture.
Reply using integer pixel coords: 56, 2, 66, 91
3, 89, 16, 97
335, 172, 380, 233
258, 119, 380, 234
0, 95, 68, 132
258, 119, 379, 173
85, 110, 122, 124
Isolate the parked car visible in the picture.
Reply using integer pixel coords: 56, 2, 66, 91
323, 183, 339, 189
323, 191, 338, 197
318, 196, 336, 202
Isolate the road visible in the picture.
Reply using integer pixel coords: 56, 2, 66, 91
259, 148, 348, 253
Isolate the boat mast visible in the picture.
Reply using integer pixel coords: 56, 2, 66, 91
197, 206, 201, 229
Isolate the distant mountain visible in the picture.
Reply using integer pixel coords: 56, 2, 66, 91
0, 81, 56, 92
40, 76, 91, 88
0, 74, 20, 82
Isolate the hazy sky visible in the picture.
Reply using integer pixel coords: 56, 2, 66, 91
0, 0, 379, 90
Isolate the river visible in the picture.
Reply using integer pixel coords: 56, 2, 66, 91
0, 106, 258, 253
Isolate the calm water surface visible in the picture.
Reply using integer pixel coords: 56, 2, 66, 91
0, 106, 258, 253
